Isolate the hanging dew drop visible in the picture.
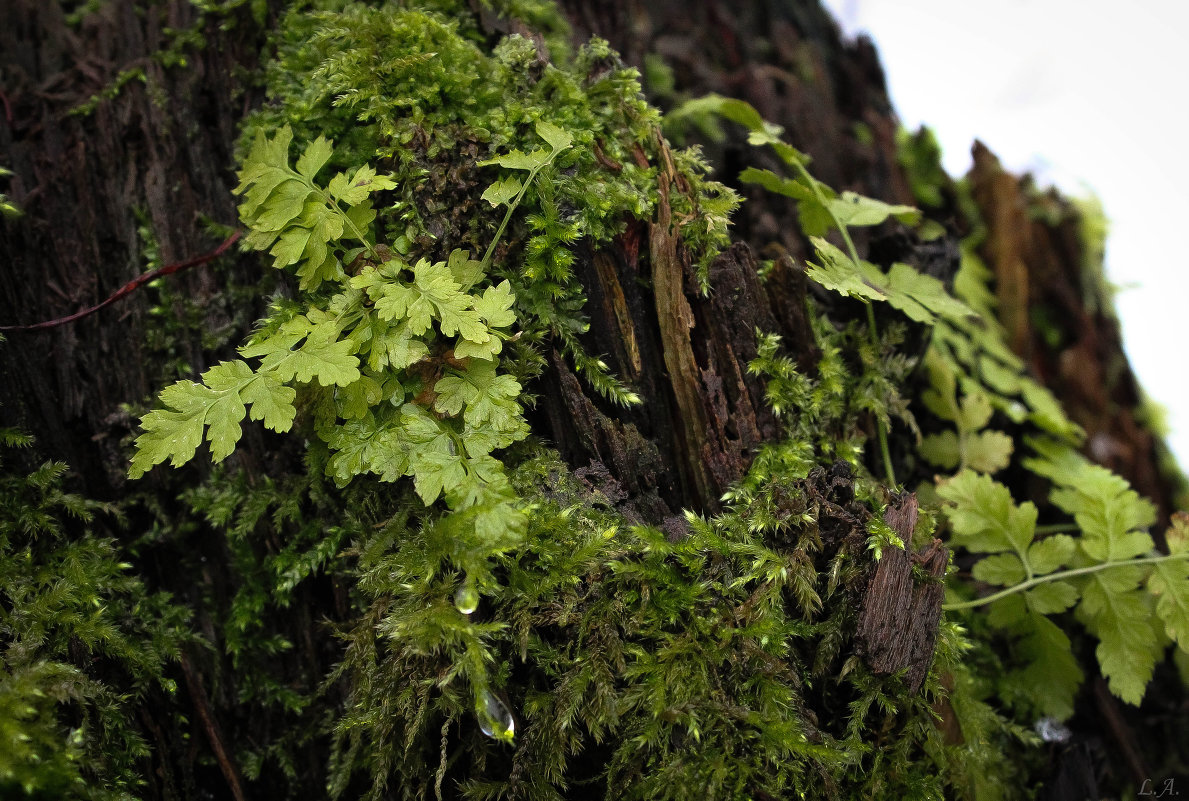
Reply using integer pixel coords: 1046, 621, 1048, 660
476, 690, 514, 741
454, 582, 479, 615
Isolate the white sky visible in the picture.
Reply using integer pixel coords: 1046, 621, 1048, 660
822, 0, 1189, 475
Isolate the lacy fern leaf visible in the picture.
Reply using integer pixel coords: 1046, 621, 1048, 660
129, 360, 296, 478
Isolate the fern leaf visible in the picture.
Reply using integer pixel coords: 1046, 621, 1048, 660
129, 360, 297, 477
1148, 558, 1189, 651
240, 314, 361, 387
937, 471, 1036, 556
826, 191, 920, 228
433, 360, 523, 431
1006, 610, 1083, 720
1077, 567, 1160, 705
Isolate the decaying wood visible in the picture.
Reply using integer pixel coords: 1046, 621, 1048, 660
542, 350, 673, 523
970, 141, 1033, 355
969, 143, 1181, 532
649, 132, 720, 509
855, 492, 947, 692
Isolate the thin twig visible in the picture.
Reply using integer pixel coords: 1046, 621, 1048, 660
179, 651, 248, 801
0, 231, 241, 332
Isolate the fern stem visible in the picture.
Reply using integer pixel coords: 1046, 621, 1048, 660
312, 183, 375, 258
790, 159, 896, 487
942, 551, 1189, 612
481, 168, 539, 270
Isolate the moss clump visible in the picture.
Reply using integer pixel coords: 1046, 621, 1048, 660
0, 428, 190, 799
330, 446, 1006, 800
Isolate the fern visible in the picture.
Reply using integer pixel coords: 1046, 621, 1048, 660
130, 127, 528, 532
939, 451, 1189, 712
919, 350, 1014, 475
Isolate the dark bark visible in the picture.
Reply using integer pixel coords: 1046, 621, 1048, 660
0, 0, 271, 496
532, 0, 915, 517
856, 492, 947, 693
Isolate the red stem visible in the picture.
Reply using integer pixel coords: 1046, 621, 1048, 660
0, 230, 241, 332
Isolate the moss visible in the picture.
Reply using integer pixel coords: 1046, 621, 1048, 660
0, 429, 191, 799
327, 445, 1009, 799
85, 0, 1189, 796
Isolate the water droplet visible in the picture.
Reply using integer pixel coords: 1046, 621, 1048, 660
454, 582, 479, 615
476, 690, 514, 741
1033, 716, 1071, 744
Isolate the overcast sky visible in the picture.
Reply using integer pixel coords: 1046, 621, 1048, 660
820, 0, 1189, 475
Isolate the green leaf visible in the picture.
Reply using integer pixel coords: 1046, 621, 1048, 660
1027, 535, 1075, 574
472, 280, 516, 328
1078, 567, 1161, 705
433, 360, 523, 430
964, 430, 1013, 474
938, 471, 1036, 555
240, 374, 298, 431
919, 431, 960, 471
481, 176, 523, 207
805, 238, 888, 304
670, 94, 785, 142
534, 119, 573, 153
444, 453, 510, 509
400, 404, 467, 505
446, 248, 485, 291
254, 180, 314, 231
1148, 558, 1189, 651
240, 315, 361, 387
369, 319, 429, 371
371, 258, 487, 342
738, 167, 813, 202
740, 167, 834, 236
478, 148, 551, 172
328, 164, 397, 205
971, 553, 1025, 586
413, 259, 487, 341
335, 375, 384, 420
1019, 380, 1079, 439
129, 406, 205, 478
883, 263, 974, 325
1024, 581, 1078, 615
295, 135, 333, 179
825, 191, 920, 228
325, 413, 409, 487
1007, 612, 1083, 720
956, 391, 994, 431
1167, 513, 1189, 555
129, 359, 297, 477
1025, 439, 1156, 562
453, 336, 502, 361
269, 226, 312, 268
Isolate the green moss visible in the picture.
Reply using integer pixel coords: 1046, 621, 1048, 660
103, 0, 1189, 796
328, 445, 1005, 799
0, 428, 191, 799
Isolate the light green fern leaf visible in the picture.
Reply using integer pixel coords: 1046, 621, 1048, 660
234, 126, 394, 290
239, 314, 361, 387
1077, 567, 1161, 705
129, 360, 296, 477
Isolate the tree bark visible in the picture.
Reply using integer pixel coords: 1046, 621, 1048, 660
0, 0, 271, 496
